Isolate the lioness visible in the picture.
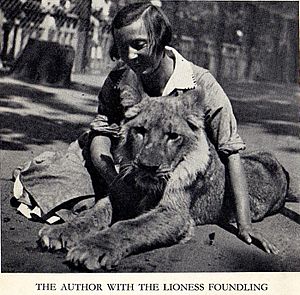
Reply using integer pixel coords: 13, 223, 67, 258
39, 91, 292, 270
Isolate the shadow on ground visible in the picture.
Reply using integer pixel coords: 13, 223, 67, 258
223, 81, 300, 138
0, 79, 100, 151
1, 76, 299, 273
1, 78, 299, 152
0, 112, 87, 150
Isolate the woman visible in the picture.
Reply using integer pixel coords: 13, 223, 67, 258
13, 2, 277, 253
89, 3, 277, 254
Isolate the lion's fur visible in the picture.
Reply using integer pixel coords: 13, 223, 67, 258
39, 90, 290, 269
112, 92, 287, 225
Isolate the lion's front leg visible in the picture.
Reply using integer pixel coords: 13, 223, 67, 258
66, 228, 124, 270
66, 194, 194, 270
39, 197, 112, 251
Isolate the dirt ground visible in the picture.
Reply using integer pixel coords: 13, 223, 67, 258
1, 75, 299, 273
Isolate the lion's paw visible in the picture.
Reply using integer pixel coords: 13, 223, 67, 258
38, 223, 80, 251
66, 237, 123, 271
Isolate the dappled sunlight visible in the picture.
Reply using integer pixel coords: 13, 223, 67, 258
221, 81, 300, 140
0, 77, 99, 150
223, 81, 300, 101
0, 112, 84, 150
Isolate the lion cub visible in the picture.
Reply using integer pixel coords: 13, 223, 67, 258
39, 93, 292, 270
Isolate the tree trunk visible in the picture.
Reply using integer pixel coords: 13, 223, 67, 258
74, 0, 92, 73
242, 3, 256, 80
214, 2, 226, 80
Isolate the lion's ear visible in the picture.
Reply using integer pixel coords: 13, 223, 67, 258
186, 114, 204, 131
124, 104, 142, 119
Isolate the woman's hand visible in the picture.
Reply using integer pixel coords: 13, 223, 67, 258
90, 115, 120, 137
238, 225, 279, 254
227, 153, 279, 254
90, 114, 109, 131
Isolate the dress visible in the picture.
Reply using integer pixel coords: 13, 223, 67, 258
12, 46, 245, 223
97, 46, 245, 156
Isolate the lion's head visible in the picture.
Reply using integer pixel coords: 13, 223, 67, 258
115, 90, 211, 194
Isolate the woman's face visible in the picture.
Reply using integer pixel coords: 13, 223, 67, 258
114, 17, 163, 76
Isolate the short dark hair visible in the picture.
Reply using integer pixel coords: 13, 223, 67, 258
110, 2, 172, 60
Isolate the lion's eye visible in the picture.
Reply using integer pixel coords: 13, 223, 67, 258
167, 132, 180, 141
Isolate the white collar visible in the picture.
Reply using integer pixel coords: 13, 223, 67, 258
118, 46, 196, 98
162, 46, 196, 96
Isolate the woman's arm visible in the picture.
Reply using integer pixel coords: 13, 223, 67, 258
227, 152, 279, 254
194, 70, 278, 254
227, 153, 251, 231
89, 68, 124, 185
90, 135, 118, 185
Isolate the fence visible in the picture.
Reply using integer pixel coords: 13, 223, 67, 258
86, 15, 114, 74
0, 10, 79, 69
0, 3, 114, 74
174, 36, 243, 80
1, 1, 298, 82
